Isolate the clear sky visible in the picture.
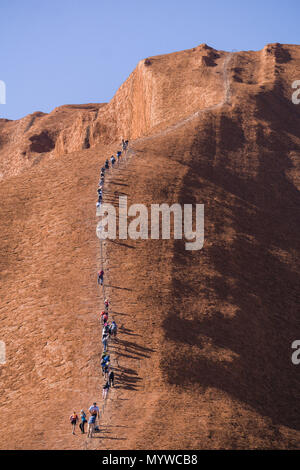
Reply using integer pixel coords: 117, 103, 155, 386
0, 0, 299, 120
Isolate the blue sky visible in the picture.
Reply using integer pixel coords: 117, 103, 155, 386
0, 0, 299, 120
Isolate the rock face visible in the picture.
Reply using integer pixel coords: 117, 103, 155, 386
0, 43, 299, 450
0, 104, 103, 179
0, 44, 228, 178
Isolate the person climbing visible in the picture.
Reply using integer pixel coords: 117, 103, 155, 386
97, 270, 104, 286
97, 187, 102, 196
117, 150, 121, 163
101, 356, 107, 374
89, 402, 100, 419
79, 410, 87, 434
122, 139, 126, 150
101, 166, 105, 173
108, 368, 115, 387
103, 322, 110, 334
100, 310, 107, 323
102, 313, 108, 324
125, 140, 129, 149
101, 356, 110, 375
70, 411, 78, 435
102, 380, 110, 400
101, 351, 110, 365
105, 159, 109, 170
101, 353, 110, 373
109, 320, 117, 338
102, 332, 109, 352
101, 351, 110, 363
87, 414, 96, 438
110, 155, 116, 167
104, 298, 109, 312
104, 363, 110, 378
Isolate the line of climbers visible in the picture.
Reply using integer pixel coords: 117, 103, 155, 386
69, 138, 129, 438
97, 139, 128, 209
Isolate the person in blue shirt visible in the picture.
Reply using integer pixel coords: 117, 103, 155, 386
79, 410, 87, 434
88, 414, 96, 438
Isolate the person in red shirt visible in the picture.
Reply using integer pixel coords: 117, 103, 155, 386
100, 311, 108, 324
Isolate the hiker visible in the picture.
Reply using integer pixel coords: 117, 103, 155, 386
117, 151, 121, 162
110, 155, 116, 167
101, 352, 110, 366
101, 166, 105, 173
103, 322, 110, 335
100, 357, 106, 374
97, 187, 102, 196
89, 402, 100, 419
103, 363, 110, 378
79, 410, 87, 434
104, 298, 109, 312
97, 270, 104, 285
102, 380, 110, 400
101, 352, 110, 363
101, 353, 110, 375
105, 159, 109, 170
122, 139, 126, 150
110, 320, 117, 338
102, 312, 108, 324
102, 326, 108, 339
108, 369, 115, 387
101, 358, 109, 375
101, 310, 108, 324
70, 411, 78, 435
87, 414, 96, 438
102, 332, 109, 352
